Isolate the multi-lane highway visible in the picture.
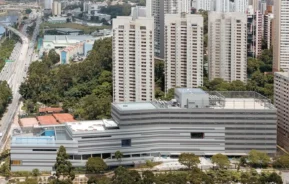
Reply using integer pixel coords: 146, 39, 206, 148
0, 14, 41, 150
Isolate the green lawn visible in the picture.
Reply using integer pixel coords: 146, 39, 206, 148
40, 22, 111, 34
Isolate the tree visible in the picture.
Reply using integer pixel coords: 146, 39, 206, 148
188, 167, 213, 184
32, 168, 40, 177
273, 155, 289, 168
142, 170, 155, 184
211, 153, 230, 169
129, 170, 141, 184
114, 151, 123, 161
88, 176, 111, 184
178, 153, 200, 169
111, 166, 135, 184
267, 172, 283, 184
48, 49, 60, 64
163, 88, 175, 101
239, 156, 247, 167
248, 150, 270, 168
53, 145, 75, 183
155, 59, 165, 91
25, 8, 32, 14
0, 81, 12, 119
86, 157, 107, 173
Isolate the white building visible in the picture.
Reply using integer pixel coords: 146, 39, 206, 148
274, 71, 289, 151
247, 8, 263, 57
84, 1, 108, 14
164, 13, 203, 92
112, 14, 154, 102
146, 0, 191, 58
263, 13, 273, 49
234, 0, 248, 13
83, 1, 91, 12
53, 1, 61, 16
44, 0, 53, 9
215, 0, 230, 12
249, 0, 259, 11
196, 0, 213, 11
273, 0, 289, 72
208, 12, 247, 82
259, 1, 267, 14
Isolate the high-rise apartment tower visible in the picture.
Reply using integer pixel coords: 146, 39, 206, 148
165, 13, 204, 92
112, 12, 154, 102
146, 0, 191, 58
208, 12, 247, 82
273, 0, 289, 72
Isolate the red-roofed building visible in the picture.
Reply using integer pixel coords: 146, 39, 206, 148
37, 115, 59, 125
39, 107, 63, 114
53, 113, 75, 124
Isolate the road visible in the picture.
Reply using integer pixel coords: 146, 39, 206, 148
0, 14, 41, 151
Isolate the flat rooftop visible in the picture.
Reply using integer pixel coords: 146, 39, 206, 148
19, 118, 38, 127
43, 35, 95, 43
275, 71, 289, 78
11, 136, 55, 145
53, 113, 75, 124
113, 91, 275, 111
37, 115, 59, 125
67, 119, 118, 133
176, 88, 207, 95
215, 98, 271, 109
114, 102, 157, 111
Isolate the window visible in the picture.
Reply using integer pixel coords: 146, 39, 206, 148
190, 133, 204, 139
11, 160, 21, 165
32, 149, 57, 151
121, 139, 131, 147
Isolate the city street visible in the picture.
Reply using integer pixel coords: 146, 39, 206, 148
0, 14, 41, 151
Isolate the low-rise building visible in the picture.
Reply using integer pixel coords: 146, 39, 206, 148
19, 118, 39, 132
11, 88, 277, 171
60, 42, 84, 64
47, 16, 67, 24
43, 35, 95, 50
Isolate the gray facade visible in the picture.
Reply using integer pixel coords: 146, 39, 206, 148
11, 89, 277, 171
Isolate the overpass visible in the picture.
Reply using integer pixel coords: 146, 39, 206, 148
0, 4, 40, 11
0, 22, 29, 151
0, 22, 28, 44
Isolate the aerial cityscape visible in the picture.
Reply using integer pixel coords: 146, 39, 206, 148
0, 0, 287, 183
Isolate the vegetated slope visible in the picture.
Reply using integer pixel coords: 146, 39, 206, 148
19, 38, 112, 120
0, 81, 12, 119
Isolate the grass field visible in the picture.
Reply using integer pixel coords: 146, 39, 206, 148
40, 22, 111, 34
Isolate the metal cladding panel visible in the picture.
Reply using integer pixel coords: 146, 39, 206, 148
11, 107, 277, 171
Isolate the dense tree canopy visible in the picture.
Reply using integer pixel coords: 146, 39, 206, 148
0, 80, 12, 119
19, 38, 112, 119
0, 39, 16, 72
248, 149, 271, 168
25, 8, 32, 14
86, 157, 107, 173
100, 4, 131, 18
273, 154, 289, 169
86, 166, 282, 184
